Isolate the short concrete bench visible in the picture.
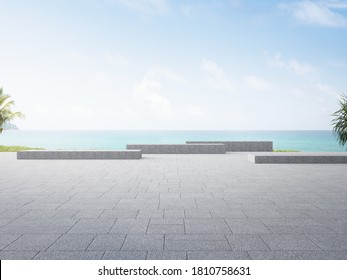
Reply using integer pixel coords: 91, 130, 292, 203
126, 144, 226, 154
17, 150, 142, 160
248, 152, 347, 164
186, 141, 273, 152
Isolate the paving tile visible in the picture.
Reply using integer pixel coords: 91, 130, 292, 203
150, 219, 183, 225
0, 251, 38, 260
147, 224, 184, 234
87, 235, 126, 250
243, 209, 284, 218
305, 234, 347, 250
260, 234, 322, 250
115, 203, 158, 210
248, 251, 299, 260
165, 235, 230, 251
160, 193, 180, 199
53, 209, 79, 218
109, 219, 149, 234
58, 202, 117, 210
9, 218, 77, 227
0, 219, 13, 227
164, 210, 185, 218
188, 251, 250, 260
100, 210, 139, 219
137, 210, 163, 218
267, 225, 336, 234
225, 202, 277, 210
0, 210, 29, 219
195, 199, 230, 209
4, 234, 61, 251
147, 251, 187, 260
67, 219, 115, 234
225, 235, 270, 250
180, 193, 213, 198
225, 219, 272, 234
22, 203, 63, 210
159, 199, 197, 210
0, 235, 21, 250
276, 209, 311, 218
0, 225, 72, 235
314, 218, 347, 227
185, 219, 231, 234
301, 209, 347, 219
136, 193, 160, 199
210, 210, 247, 219
328, 226, 347, 234
185, 210, 212, 218
294, 250, 347, 260
48, 234, 95, 251
103, 251, 147, 260
122, 235, 164, 250
20, 210, 61, 219
74, 210, 104, 218
274, 203, 318, 210
34, 251, 105, 260
260, 219, 322, 227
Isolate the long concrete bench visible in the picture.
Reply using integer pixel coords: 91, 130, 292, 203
186, 141, 273, 152
17, 150, 142, 160
248, 152, 347, 164
126, 144, 226, 154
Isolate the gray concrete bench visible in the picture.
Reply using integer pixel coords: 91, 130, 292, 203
186, 141, 273, 152
17, 150, 142, 160
248, 152, 347, 164
126, 144, 226, 154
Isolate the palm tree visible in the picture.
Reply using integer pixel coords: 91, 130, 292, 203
332, 94, 347, 148
0, 88, 25, 134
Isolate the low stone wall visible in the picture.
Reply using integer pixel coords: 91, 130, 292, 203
126, 144, 226, 154
248, 152, 347, 164
17, 150, 142, 160
186, 141, 273, 152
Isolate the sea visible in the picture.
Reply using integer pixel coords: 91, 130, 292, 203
0, 130, 346, 152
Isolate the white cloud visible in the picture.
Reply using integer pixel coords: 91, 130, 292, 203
316, 83, 339, 97
134, 66, 183, 115
326, 1, 347, 9
279, 0, 347, 28
184, 106, 206, 117
103, 51, 127, 66
200, 58, 233, 91
244, 75, 271, 91
93, 72, 109, 82
63, 51, 89, 63
267, 52, 315, 76
115, 0, 169, 14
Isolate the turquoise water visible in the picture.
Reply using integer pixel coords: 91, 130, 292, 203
0, 130, 346, 152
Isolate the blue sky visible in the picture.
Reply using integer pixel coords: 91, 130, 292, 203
0, 0, 346, 130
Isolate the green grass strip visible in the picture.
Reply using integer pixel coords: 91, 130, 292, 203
0, 145, 45, 152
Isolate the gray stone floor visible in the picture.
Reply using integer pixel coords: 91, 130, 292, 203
1, 152, 347, 260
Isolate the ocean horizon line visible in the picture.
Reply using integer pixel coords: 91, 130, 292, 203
7, 129, 336, 132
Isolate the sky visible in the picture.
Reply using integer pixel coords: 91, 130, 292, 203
0, 0, 346, 130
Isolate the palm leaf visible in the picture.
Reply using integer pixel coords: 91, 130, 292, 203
332, 94, 347, 147
0, 88, 25, 133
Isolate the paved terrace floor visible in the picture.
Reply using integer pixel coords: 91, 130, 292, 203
1, 152, 347, 260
